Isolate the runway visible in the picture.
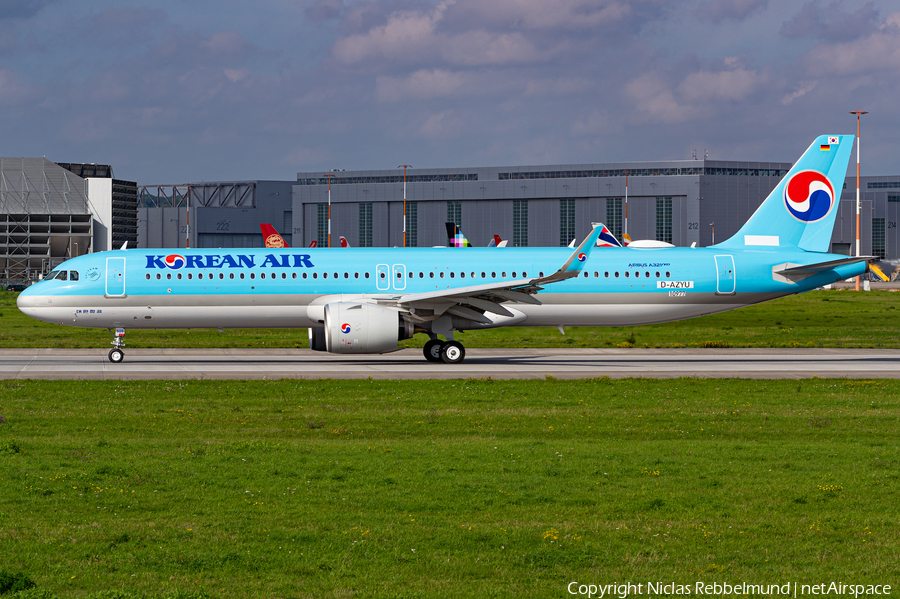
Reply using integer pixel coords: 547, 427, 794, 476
0, 347, 898, 380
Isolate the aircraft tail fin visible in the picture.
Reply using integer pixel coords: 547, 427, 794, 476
260, 223, 290, 248
340, 236, 350, 248
595, 223, 623, 247
720, 134, 854, 253
446, 222, 471, 247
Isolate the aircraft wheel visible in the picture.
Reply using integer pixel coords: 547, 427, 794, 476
108, 348, 124, 363
441, 341, 465, 364
424, 339, 444, 362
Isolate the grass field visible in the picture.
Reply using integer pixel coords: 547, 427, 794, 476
3, 288, 900, 350
1, 378, 898, 598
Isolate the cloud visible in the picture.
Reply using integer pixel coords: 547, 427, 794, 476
570, 111, 608, 135
331, 2, 448, 64
695, 0, 767, 23
780, 1, 880, 41
781, 81, 817, 105
0, 0, 54, 20
306, 0, 343, 21
376, 69, 468, 102
449, 0, 634, 31
625, 73, 697, 124
418, 110, 466, 138
801, 12, 900, 76
678, 68, 763, 101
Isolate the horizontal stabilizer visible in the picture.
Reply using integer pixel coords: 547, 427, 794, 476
776, 256, 874, 275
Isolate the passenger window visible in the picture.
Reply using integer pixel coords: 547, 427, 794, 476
312, 272, 317, 279
459, 272, 464, 278
430, 272, 435, 279
58, 271, 68, 281
635, 271, 640, 278
251, 273, 256, 279
343, 272, 348, 279
512, 271, 517, 278
167, 273, 172, 280
481, 272, 486, 278
471, 272, 475, 278
333, 272, 338, 279
365, 272, 370, 279
177, 273, 182, 280
379, 272, 384, 279
605, 272, 609, 278
155, 273, 160, 280
240, 273, 245, 280
70, 271, 79, 281
419, 272, 424, 278
188, 273, 193, 280
230, 273, 235, 279
491, 271, 496, 278
539, 271, 544, 277
261, 272, 266, 279
501, 271, 507, 277
220, 273, 224, 280
354, 272, 358, 279
583, 272, 588, 278
274, 273, 278, 279
645, 271, 650, 278
666, 271, 671, 278
594, 271, 599, 278
302, 273, 307, 279
440, 272, 445, 279
522, 271, 527, 277
450, 272, 455, 278
655, 271, 660, 278
145, 274, 150, 280
625, 272, 630, 278
614, 272, 619, 278
322, 273, 327, 279
292, 273, 297, 279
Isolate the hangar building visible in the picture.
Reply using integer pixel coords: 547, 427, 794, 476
131, 159, 900, 263
1, 158, 137, 285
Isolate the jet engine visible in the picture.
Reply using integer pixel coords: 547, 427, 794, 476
322, 302, 414, 354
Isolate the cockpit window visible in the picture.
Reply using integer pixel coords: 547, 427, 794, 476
44, 271, 59, 281
69, 271, 79, 281
57, 271, 68, 281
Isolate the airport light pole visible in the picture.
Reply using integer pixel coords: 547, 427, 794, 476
325, 173, 335, 248
850, 111, 867, 290
399, 165, 412, 247
624, 170, 629, 241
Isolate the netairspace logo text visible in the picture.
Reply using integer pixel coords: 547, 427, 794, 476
567, 581, 893, 598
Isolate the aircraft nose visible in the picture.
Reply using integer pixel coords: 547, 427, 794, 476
16, 286, 43, 315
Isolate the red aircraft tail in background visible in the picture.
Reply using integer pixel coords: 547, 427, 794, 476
260, 224, 290, 248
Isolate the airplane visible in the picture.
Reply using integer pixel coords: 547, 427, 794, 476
262, 224, 348, 249
260, 224, 290, 248
18, 134, 871, 365
446, 223, 507, 247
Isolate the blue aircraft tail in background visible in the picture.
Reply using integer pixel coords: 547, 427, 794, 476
720, 134, 854, 253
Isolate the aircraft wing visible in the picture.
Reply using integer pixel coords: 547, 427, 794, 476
380, 224, 604, 323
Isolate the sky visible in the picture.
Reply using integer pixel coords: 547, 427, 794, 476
1, 0, 898, 184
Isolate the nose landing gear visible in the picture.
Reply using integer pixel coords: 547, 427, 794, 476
108, 327, 126, 363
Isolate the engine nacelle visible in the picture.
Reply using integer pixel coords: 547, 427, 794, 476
323, 302, 414, 354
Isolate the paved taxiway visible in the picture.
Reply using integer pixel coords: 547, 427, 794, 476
0, 348, 897, 380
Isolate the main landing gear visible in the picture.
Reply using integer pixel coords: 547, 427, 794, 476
108, 327, 126, 363
423, 339, 466, 364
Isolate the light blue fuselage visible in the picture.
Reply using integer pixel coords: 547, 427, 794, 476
17, 245, 865, 330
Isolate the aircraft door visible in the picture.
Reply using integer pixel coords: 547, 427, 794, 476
714, 255, 735, 295
375, 264, 390, 291
392, 264, 406, 291
106, 257, 126, 297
